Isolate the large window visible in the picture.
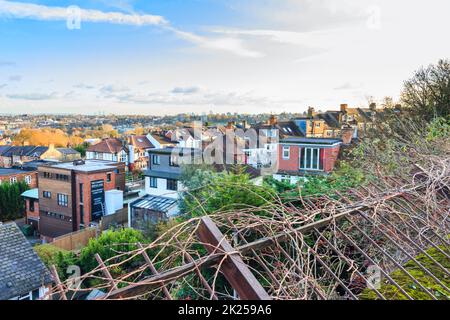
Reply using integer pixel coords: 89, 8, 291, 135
300, 148, 323, 171
25, 175, 32, 185
57, 194, 69, 207
152, 155, 160, 165
149, 177, 158, 188
166, 179, 178, 191
282, 146, 290, 159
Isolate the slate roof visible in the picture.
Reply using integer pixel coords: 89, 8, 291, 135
252, 121, 305, 138
0, 223, 52, 300
0, 146, 49, 158
0, 146, 11, 155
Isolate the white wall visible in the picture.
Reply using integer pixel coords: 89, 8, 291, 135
145, 177, 183, 199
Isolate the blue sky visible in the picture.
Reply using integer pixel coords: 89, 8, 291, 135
1, 0, 450, 115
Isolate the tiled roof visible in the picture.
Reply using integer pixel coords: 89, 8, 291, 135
129, 135, 154, 149
0, 223, 52, 300
87, 138, 125, 154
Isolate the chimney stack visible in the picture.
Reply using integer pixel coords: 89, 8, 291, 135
369, 103, 377, 111
268, 115, 277, 126
340, 104, 348, 113
307, 107, 315, 118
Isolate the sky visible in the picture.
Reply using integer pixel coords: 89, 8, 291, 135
0, 0, 449, 115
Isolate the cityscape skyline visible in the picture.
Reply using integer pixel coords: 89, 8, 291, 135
1, 0, 450, 115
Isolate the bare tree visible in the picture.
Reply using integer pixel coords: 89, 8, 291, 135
401, 59, 450, 120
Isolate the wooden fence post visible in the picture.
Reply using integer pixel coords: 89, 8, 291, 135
196, 216, 271, 300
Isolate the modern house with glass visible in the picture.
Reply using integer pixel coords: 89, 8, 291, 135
274, 137, 342, 185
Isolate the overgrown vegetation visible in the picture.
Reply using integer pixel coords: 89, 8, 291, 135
360, 246, 450, 300
0, 181, 29, 222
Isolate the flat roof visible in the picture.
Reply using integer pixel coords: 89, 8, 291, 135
41, 160, 118, 172
280, 137, 342, 145
149, 147, 202, 156
144, 170, 181, 180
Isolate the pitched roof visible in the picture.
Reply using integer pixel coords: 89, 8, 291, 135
318, 112, 341, 128
87, 138, 125, 154
147, 133, 176, 146
129, 135, 154, 149
0, 223, 52, 300
0, 146, 11, 155
0, 146, 49, 158
56, 148, 80, 155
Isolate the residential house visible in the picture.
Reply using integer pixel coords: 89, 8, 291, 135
0, 167, 38, 188
33, 160, 126, 241
245, 115, 304, 168
128, 135, 155, 171
146, 132, 176, 149
0, 146, 46, 168
86, 138, 129, 166
0, 223, 52, 300
40, 144, 81, 162
129, 147, 201, 229
0, 145, 79, 168
274, 137, 342, 185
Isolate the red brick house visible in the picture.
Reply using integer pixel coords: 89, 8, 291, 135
274, 137, 342, 184
0, 168, 38, 188
26, 160, 126, 241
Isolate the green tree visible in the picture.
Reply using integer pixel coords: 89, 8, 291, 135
0, 181, 29, 222
181, 168, 276, 217
78, 228, 146, 275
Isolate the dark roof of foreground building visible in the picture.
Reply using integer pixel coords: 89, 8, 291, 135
0, 223, 52, 300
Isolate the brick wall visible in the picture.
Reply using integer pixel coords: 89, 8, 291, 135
278, 145, 299, 171
278, 144, 341, 174
0, 171, 38, 188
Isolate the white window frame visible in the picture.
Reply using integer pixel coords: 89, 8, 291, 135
10, 176, 17, 184
25, 175, 32, 185
282, 146, 290, 160
300, 147, 322, 171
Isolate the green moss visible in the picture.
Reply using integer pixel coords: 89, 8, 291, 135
360, 246, 450, 300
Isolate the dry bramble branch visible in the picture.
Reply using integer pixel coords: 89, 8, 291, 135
45, 151, 449, 300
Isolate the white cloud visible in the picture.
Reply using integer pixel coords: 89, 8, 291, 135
7, 92, 57, 100
0, 0, 167, 26
0, 0, 263, 58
